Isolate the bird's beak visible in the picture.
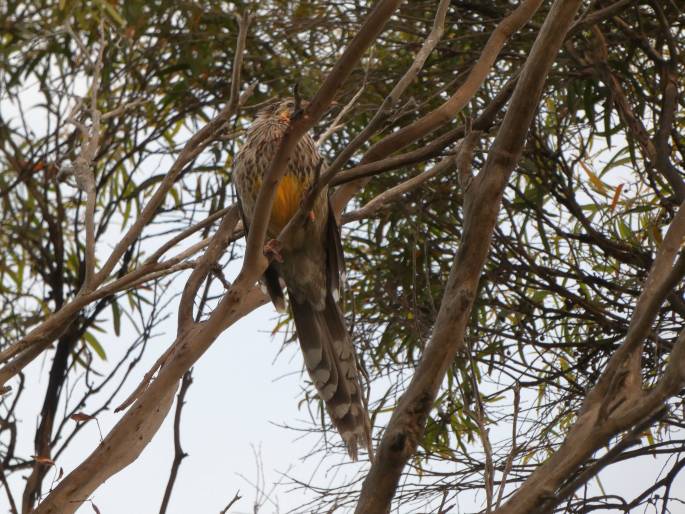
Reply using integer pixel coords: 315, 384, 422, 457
278, 111, 290, 122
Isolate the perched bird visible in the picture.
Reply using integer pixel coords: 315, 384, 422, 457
232, 98, 372, 460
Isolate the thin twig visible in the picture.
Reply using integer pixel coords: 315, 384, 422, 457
146, 206, 235, 264
220, 491, 242, 514
316, 86, 365, 148
495, 384, 521, 508
466, 354, 494, 513
342, 151, 459, 223
114, 341, 178, 413
64, 19, 106, 293
159, 370, 193, 514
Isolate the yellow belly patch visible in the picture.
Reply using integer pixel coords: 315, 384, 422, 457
268, 175, 306, 233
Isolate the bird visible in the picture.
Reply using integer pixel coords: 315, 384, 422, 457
232, 98, 372, 460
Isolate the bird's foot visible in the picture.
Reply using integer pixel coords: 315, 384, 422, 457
299, 191, 317, 224
263, 239, 284, 263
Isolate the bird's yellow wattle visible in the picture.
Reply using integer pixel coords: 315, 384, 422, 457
265, 175, 306, 233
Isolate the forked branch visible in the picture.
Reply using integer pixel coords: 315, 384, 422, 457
353, 1, 583, 511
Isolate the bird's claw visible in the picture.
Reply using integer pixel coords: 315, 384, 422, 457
299, 189, 317, 224
263, 239, 284, 263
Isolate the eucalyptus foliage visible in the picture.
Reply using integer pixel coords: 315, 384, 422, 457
1, 1, 684, 512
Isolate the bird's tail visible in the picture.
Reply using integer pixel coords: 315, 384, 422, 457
290, 292, 373, 461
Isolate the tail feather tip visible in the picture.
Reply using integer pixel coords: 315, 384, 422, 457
342, 430, 374, 462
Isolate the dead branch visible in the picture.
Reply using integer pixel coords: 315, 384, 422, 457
220, 491, 242, 514
316, 78, 367, 148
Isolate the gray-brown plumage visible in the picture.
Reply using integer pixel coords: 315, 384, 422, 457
232, 98, 372, 460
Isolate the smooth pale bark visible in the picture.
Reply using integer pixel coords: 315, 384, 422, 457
354, 1, 584, 512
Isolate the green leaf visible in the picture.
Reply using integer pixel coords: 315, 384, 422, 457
83, 331, 107, 361
94, 0, 126, 27
111, 301, 121, 337
169, 187, 181, 208
617, 218, 633, 242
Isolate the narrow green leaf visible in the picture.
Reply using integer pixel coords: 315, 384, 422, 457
111, 301, 121, 337
83, 331, 107, 360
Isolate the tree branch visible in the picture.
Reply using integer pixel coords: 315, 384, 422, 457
158, 370, 193, 514
492, 205, 685, 514
312, 0, 451, 204
0, 12, 253, 383
333, 0, 544, 213
93, 12, 250, 285
30, 5, 406, 510
241, 0, 404, 278
353, 1, 583, 511
342, 151, 459, 224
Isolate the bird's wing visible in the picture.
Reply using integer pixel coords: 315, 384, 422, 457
236, 193, 286, 312
326, 195, 346, 302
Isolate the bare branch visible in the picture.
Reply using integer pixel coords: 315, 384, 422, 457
466, 356, 494, 514
31, 282, 268, 514
495, 384, 520, 509
316, 84, 366, 148
178, 206, 240, 330
158, 370, 193, 514
333, 0, 544, 213
219, 491, 242, 514
64, 20, 106, 293
146, 207, 237, 265
353, 1, 583, 511
342, 150, 459, 224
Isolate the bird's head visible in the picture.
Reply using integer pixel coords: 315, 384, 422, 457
274, 98, 297, 122
258, 97, 309, 124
